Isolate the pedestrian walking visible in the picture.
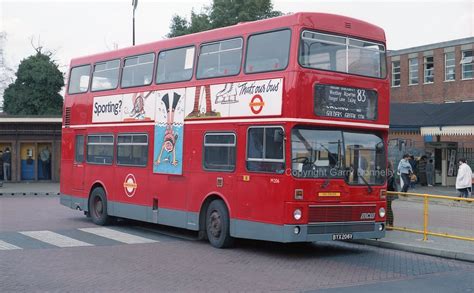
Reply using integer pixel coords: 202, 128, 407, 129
426, 158, 434, 186
456, 158, 473, 198
2, 148, 11, 181
386, 161, 398, 226
398, 154, 413, 193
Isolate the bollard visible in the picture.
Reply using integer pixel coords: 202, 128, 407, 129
423, 194, 429, 241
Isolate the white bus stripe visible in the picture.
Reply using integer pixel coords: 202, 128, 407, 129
20, 231, 93, 248
0, 240, 22, 250
65, 118, 389, 129
78, 227, 157, 244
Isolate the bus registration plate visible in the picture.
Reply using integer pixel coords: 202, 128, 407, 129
332, 233, 353, 240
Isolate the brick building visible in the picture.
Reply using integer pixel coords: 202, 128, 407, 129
387, 37, 474, 186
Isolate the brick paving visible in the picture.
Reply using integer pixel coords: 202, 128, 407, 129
1, 185, 473, 292
1, 235, 473, 292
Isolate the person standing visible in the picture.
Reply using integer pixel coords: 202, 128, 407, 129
39, 146, 51, 180
398, 154, 413, 193
408, 155, 417, 189
417, 156, 427, 186
426, 159, 434, 187
3, 148, 11, 181
456, 158, 473, 198
0, 150, 4, 181
386, 161, 398, 226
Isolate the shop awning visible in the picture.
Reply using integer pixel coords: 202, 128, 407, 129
421, 126, 474, 136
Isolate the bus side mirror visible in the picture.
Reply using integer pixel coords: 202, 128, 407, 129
274, 130, 284, 143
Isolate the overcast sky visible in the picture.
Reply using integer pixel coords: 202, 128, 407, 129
1, 0, 473, 71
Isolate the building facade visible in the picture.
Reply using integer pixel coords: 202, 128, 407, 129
0, 116, 62, 182
387, 37, 474, 186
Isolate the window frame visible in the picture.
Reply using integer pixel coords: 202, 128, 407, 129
155, 45, 196, 85
298, 29, 387, 80
408, 58, 419, 85
461, 50, 473, 80
391, 60, 400, 87
90, 58, 121, 92
423, 56, 434, 84
86, 134, 115, 165
244, 28, 292, 74
202, 132, 237, 172
196, 37, 244, 80
246, 125, 286, 173
444, 52, 455, 82
120, 52, 156, 89
116, 133, 149, 167
67, 64, 92, 95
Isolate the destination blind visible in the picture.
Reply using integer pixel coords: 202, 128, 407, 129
314, 84, 378, 121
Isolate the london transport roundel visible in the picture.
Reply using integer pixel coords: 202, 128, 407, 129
249, 94, 265, 114
123, 174, 137, 198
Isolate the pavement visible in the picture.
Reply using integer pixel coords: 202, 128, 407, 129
0, 182, 60, 195
1, 182, 473, 263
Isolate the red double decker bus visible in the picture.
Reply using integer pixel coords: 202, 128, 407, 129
60, 12, 389, 248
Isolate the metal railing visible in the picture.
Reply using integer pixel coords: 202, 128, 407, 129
387, 191, 474, 242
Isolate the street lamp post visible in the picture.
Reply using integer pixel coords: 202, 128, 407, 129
132, 0, 138, 46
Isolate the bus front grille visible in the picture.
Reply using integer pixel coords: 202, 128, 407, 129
308, 205, 376, 223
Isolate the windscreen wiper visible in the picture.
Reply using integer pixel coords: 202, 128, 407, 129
319, 144, 340, 167
356, 168, 373, 193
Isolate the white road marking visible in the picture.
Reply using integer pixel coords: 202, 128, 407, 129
78, 227, 158, 244
0, 240, 22, 250
20, 231, 93, 248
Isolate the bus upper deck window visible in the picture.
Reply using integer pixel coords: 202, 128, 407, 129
197, 38, 242, 79
245, 29, 291, 74
299, 30, 386, 79
68, 65, 91, 94
122, 53, 155, 88
156, 46, 195, 84
91, 59, 120, 91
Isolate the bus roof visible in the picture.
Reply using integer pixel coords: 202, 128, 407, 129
70, 12, 386, 67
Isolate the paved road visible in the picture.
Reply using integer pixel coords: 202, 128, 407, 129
1, 196, 473, 292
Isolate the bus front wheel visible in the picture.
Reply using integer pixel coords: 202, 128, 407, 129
89, 187, 111, 226
206, 200, 234, 248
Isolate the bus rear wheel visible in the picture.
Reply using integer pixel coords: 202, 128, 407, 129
206, 200, 234, 248
89, 187, 111, 226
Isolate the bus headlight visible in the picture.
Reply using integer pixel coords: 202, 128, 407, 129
293, 209, 302, 220
379, 207, 386, 218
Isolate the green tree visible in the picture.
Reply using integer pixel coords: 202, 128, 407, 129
167, 0, 282, 38
3, 49, 64, 115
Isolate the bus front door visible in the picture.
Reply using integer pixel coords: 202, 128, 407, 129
72, 133, 85, 191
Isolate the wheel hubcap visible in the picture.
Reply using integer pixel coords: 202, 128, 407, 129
208, 210, 221, 238
94, 197, 103, 218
